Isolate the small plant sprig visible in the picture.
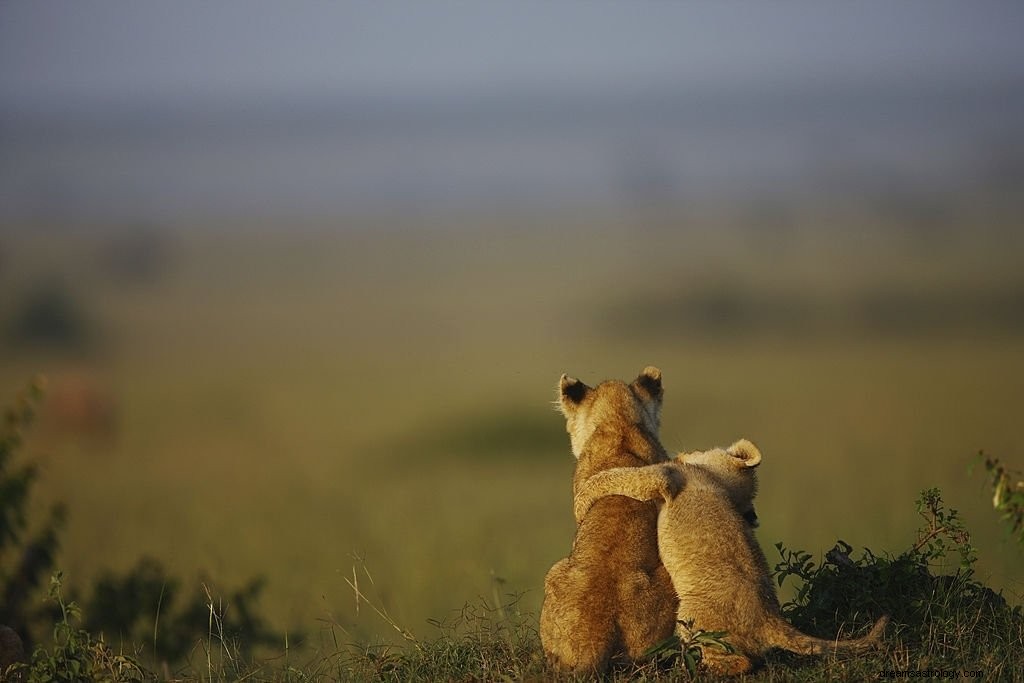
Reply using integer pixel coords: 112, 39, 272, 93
18, 571, 148, 683
976, 452, 1024, 546
642, 619, 734, 678
773, 543, 816, 595
911, 487, 976, 572
343, 555, 421, 649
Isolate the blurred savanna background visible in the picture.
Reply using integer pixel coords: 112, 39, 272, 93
2, 1, 1023, 659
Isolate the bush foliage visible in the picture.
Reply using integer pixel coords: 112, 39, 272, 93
0, 379, 64, 647
978, 452, 1024, 545
0, 383, 283, 681
773, 488, 1022, 678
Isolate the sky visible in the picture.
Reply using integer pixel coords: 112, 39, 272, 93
3, 1, 1023, 112
1, 2, 1023, 218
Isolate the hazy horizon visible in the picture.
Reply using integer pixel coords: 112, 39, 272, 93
2, 1, 1023, 221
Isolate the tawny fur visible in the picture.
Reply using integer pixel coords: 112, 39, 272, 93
575, 440, 888, 676
539, 367, 678, 674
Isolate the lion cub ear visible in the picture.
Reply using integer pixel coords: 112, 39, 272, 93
727, 439, 762, 468
559, 373, 590, 405
632, 366, 663, 400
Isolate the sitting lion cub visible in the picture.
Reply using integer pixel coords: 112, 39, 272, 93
539, 367, 678, 674
574, 440, 889, 676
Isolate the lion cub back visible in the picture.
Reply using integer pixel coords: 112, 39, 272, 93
663, 441, 886, 674
660, 441, 778, 651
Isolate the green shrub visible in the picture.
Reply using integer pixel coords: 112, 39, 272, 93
0, 380, 64, 647
773, 488, 1023, 678
8, 572, 148, 683
83, 557, 285, 668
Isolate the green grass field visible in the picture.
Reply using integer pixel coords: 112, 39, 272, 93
2, 198, 1023, 676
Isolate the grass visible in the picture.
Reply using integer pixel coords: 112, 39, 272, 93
12, 493, 1023, 681
1, 197, 1023, 677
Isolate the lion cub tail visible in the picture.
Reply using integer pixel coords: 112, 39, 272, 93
768, 614, 889, 657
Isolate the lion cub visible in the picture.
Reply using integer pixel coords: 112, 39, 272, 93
539, 367, 678, 674
574, 440, 888, 675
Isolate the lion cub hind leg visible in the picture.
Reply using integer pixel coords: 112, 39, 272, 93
617, 565, 678, 662
701, 650, 755, 676
540, 561, 617, 673
573, 464, 682, 521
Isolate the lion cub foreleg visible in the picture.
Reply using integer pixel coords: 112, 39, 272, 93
573, 464, 683, 522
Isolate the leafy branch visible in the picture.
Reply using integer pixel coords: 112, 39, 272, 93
976, 452, 1024, 545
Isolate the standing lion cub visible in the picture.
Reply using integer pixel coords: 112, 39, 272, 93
539, 367, 678, 674
574, 439, 889, 675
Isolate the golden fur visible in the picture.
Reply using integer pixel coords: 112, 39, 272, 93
539, 366, 677, 674
575, 440, 888, 675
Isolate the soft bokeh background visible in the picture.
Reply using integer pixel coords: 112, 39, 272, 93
2, 1, 1023, 650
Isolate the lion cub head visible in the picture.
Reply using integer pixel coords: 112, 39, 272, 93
557, 366, 664, 459
679, 439, 762, 525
